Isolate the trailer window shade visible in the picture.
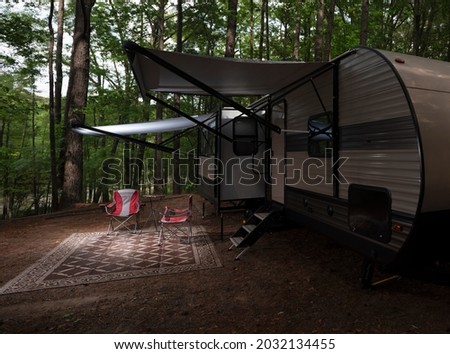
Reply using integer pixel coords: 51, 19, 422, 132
308, 112, 333, 157
233, 117, 258, 156
348, 184, 392, 243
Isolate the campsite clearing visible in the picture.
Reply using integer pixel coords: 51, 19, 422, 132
1, 195, 450, 333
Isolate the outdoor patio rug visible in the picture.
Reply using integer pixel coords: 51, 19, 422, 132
0, 226, 222, 295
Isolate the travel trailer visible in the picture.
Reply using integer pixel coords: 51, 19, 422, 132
75, 41, 450, 284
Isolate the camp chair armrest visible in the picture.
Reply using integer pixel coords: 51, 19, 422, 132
163, 207, 190, 217
164, 206, 189, 213
100, 202, 116, 215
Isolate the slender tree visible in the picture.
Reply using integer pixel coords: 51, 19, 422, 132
293, 0, 303, 60
225, 0, 238, 57
48, 0, 59, 211
55, 0, 64, 125
258, 0, 267, 59
314, 0, 324, 62
56, 0, 65, 191
249, 0, 255, 58
60, 0, 96, 208
172, 0, 183, 195
264, 0, 270, 59
153, 0, 168, 195
360, 0, 369, 46
324, 0, 336, 60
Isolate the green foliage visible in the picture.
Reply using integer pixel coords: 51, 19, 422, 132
0, 6, 47, 87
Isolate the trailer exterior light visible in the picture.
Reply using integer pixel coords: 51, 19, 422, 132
392, 223, 403, 232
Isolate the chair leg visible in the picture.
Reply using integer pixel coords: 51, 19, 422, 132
158, 224, 164, 246
188, 222, 192, 244
159, 222, 192, 244
107, 215, 142, 235
133, 213, 139, 234
107, 218, 113, 235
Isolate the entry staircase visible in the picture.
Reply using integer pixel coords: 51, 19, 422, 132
229, 204, 281, 260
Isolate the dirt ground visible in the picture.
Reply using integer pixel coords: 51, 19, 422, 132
1, 194, 450, 334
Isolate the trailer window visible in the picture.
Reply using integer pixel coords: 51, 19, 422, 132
308, 112, 332, 157
233, 117, 258, 156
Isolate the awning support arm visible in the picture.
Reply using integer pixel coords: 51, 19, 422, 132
146, 92, 232, 142
310, 78, 328, 113
160, 115, 214, 147
125, 41, 280, 134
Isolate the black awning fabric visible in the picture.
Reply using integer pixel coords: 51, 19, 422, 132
124, 41, 327, 96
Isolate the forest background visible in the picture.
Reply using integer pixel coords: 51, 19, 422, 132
0, 0, 449, 219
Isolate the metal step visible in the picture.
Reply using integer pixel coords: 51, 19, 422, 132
230, 236, 244, 247
242, 224, 257, 233
229, 207, 280, 256
254, 212, 270, 221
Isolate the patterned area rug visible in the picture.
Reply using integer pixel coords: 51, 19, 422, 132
0, 226, 222, 295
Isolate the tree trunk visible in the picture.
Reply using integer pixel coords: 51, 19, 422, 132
447, 8, 450, 61
55, 0, 64, 125
258, 0, 266, 60
0, 118, 5, 219
293, 0, 303, 60
56, 0, 65, 190
225, 0, 238, 58
249, 0, 255, 58
324, 0, 336, 61
314, 0, 324, 62
60, 0, 96, 209
153, 0, 167, 195
413, 0, 421, 55
172, 95, 182, 195
31, 89, 39, 215
264, 0, 269, 59
154, 98, 165, 194
48, 0, 59, 211
360, 0, 369, 46
172, 0, 183, 195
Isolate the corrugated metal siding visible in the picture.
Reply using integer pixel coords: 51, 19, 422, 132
285, 71, 333, 131
284, 70, 334, 196
339, 50, 413, 126
338, 150, 421, 214
285, 151, 334, 196
338, 49, 421, 217
340, 117, 418, 151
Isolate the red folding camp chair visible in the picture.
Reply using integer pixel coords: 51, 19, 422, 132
158, 195, 193, 245
102, 189, 144, 234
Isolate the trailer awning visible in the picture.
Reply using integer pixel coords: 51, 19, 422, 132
73, 113, 215, 136
123, 41, 327, 96
73, 43, 330, 152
